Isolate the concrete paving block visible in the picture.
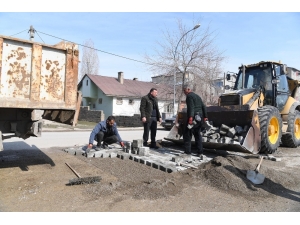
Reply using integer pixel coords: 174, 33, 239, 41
63, 147, 71, 152
235, 125, 243, 134
152, 162, 159, 169
125, 141, 132, 150
210, 133, 220, 139
66, 148, 76, 154
132, 149, 138, 154
220, 124, 230, 135
102, 152, 109, 158
121, 153, 130, 160
171, 156, 182, 162
166, 166, 177, 173
227, 127, 236, 138
146, 161, 152, 166
210, 139, 217, 143
224, 137, 232, 144
138, 147, 149, 156
238, 136, 244, 144
109, 152, 117, 158
94, 151, 103, 158
86, 152, 94, 158
129, 155, 134, 160
132, 139, 143, 148
232, 141, 240, 145
159, 165, 167, 172
139, 158, 146, 164
133, 156, 140, 162
74, 150, 84, 156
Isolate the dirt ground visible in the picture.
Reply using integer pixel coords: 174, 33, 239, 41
1, 137, 300, 215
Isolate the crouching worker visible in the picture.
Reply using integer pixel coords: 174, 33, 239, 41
86, 116, 124, 152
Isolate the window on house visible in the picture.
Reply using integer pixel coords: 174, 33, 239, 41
116, 98, 123, 105
86, 80, 89, 86
92, 104, 95, 108
129, 99, 134, 105
98, 98, 102, 104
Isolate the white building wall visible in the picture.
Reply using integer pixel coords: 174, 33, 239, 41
111, 96, 171, 116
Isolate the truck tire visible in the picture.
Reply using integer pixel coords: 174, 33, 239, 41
281, 110, 300, 147
258, 105, 282, 154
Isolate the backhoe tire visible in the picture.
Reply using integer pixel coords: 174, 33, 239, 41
258, 105, 282, 154
281, 110, 300, 148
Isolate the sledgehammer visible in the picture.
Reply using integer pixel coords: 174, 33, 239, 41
65, 162, 102, 185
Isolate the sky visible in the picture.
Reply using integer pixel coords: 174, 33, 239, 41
1, 1, 300, 84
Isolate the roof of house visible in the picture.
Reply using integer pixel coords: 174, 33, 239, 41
78, 74, 173, 100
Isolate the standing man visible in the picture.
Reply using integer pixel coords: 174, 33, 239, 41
183, 84, 208, 159
140, 88, 162, 149
86, 115, 124, 153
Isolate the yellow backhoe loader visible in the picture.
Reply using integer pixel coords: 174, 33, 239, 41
165, 61, 300, 154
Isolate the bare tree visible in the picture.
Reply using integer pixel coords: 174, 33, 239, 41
144, 18, 226, 109
80, 39, 99, 80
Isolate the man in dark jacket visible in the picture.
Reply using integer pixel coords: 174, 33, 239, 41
140, 88, 162, 149
86, 115, 124, 153
183, 84, 208, 159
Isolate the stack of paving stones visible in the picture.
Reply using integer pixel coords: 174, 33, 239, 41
202, 122, 248, 145
62, 139, 210, 173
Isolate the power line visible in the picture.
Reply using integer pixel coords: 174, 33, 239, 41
36, 30, 153, 66
35, 31, 45, 43
9, 29, 27, 37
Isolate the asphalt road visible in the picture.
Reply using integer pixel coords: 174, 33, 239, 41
2, 129, 170, 150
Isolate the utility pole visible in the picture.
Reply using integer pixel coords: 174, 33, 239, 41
28, 25, 35, 41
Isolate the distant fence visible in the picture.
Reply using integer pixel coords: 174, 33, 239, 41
78, 107, 142, 127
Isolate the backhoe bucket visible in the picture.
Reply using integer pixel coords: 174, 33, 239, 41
165, 108, 261, 154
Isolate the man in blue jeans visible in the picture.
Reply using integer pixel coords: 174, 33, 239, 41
86, 115, 124, 152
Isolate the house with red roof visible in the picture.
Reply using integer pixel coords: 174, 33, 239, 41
77, 72, 177, 119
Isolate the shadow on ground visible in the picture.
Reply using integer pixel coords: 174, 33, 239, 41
0, 142, 55, 171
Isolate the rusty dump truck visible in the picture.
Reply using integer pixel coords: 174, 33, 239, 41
166, 61, 300, 154
0, 34, 82, 150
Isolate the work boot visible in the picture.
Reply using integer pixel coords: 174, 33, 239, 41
143, 142, 148, 147
150, 144, 159, 149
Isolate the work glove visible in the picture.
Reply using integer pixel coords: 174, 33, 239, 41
188, 117, 193, 125
120, 142, 125, 147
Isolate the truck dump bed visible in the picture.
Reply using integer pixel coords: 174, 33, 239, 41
0, 35, 81, 146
